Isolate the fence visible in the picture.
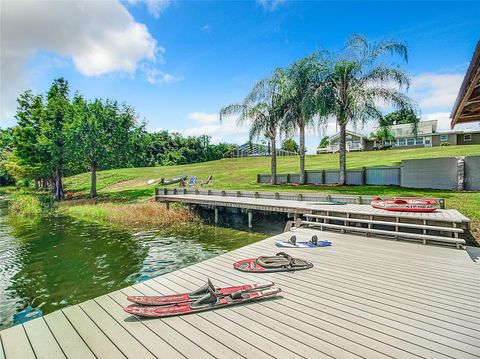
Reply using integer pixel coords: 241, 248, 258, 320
257, 155, 480, 191
258, 166, 401, 186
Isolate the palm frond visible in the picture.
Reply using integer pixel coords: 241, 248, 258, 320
360, 66, 410, 89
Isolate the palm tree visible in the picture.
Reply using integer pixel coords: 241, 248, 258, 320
220, 71, 285, 185
316, 34, 414, 185
280, 53, 330, 184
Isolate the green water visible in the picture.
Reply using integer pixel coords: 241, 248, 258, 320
0, 199, 267, 329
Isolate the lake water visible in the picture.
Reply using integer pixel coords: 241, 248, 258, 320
0, 199, 279, 329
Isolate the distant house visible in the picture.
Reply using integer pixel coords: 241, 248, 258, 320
227, 142, 297, 158
317, 120, 480, 154
317, 130, 371, 154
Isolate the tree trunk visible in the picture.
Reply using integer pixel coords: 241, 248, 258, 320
90, 161, 97, 198
339, 122, 347, 185
270, 136, 277, 185
299, 120, 306, 184
55, 166, 64, 200
51, 176, 56, 194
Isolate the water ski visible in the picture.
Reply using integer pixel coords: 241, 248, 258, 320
127, 279, 275, 306
233, 252, 313, 272
124, 287, 281, 318
275, 235, 332, 248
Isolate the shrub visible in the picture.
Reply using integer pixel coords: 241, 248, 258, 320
440, 141, 450, 146
9, 194, 43, 217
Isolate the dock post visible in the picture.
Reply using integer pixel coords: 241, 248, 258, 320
247, 210, 253, 229
214, 207, 219, 224
165, 202, 170, 211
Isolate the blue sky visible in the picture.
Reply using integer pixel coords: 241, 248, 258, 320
1, 0, 479, 152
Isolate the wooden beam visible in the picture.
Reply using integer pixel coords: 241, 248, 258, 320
458, 114, 480, 120
451, 66, 480, 128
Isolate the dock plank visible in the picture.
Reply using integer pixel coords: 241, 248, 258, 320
0, 333, 4, 359
79, 299, 156, 359
62, 305, 126, 359
0, 324, 35, 359
97, 293, 184, 359
24, 317, 66, 359
44, 310, 96, 359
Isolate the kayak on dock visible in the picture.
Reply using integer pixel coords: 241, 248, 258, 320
371, 197, 437, 212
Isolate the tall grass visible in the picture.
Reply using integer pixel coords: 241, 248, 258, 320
61, 202, 200, 229
8, 194, 44, 217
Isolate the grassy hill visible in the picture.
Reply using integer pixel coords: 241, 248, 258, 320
64, 145, 480, 238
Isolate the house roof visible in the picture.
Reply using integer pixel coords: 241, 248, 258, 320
450, 40, 480, 128
329, 130, 367, 142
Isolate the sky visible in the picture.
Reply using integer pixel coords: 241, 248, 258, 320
1, 0, 480, 153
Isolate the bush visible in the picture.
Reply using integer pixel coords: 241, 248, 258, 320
440, 141, 450, 146
9, 194, 43, 217
8, 193, 55, 218
16, 179, 31, 188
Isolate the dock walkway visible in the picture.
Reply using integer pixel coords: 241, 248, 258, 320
1, 229, 479, 359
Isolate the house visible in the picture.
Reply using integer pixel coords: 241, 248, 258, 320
317, 120, 480, 154
317, 130, 372, 154
227, 142, 297, 158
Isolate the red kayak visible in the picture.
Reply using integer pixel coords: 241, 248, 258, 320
371, 197, 437, 212
127, 279, 274, 306
124, 287, 281, 318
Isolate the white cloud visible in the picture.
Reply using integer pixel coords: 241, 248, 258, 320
143, 65, 181, 84
410, 73, 463, 110
0, 0, 174, 120
180, 112, 248, 144
187, 112, 219, 125
256, 0, 286, 11
128, 0, 173, 18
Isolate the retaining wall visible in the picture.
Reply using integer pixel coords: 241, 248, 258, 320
256, 156, 480, 191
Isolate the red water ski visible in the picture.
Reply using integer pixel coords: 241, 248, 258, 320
127, 280, 274, 306
233, 252, 314, 272
124, 288, 281, 318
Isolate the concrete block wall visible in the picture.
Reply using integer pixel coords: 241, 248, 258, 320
465, 156, 480, 190
400, 157, 461, 190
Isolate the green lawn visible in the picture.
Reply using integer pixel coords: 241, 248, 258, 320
64, 145, 480, 239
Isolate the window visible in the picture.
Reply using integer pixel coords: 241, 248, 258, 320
398, 138, 406, 146
407, 138, 415, 146
415, 137, 424, 145
384, 140, 391, 146
464, 134, 472, 142
440, 134, 448, 142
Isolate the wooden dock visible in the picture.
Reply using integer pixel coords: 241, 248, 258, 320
1, 229, 479, 359
155, 189, 471, 247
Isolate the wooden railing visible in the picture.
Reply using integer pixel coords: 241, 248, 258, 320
155, 187, 446, 209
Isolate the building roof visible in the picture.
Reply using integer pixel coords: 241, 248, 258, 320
450, 40, 480, 128
329, 130, 366, 141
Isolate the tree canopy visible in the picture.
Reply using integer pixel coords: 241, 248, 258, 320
2, 78, 232, 197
